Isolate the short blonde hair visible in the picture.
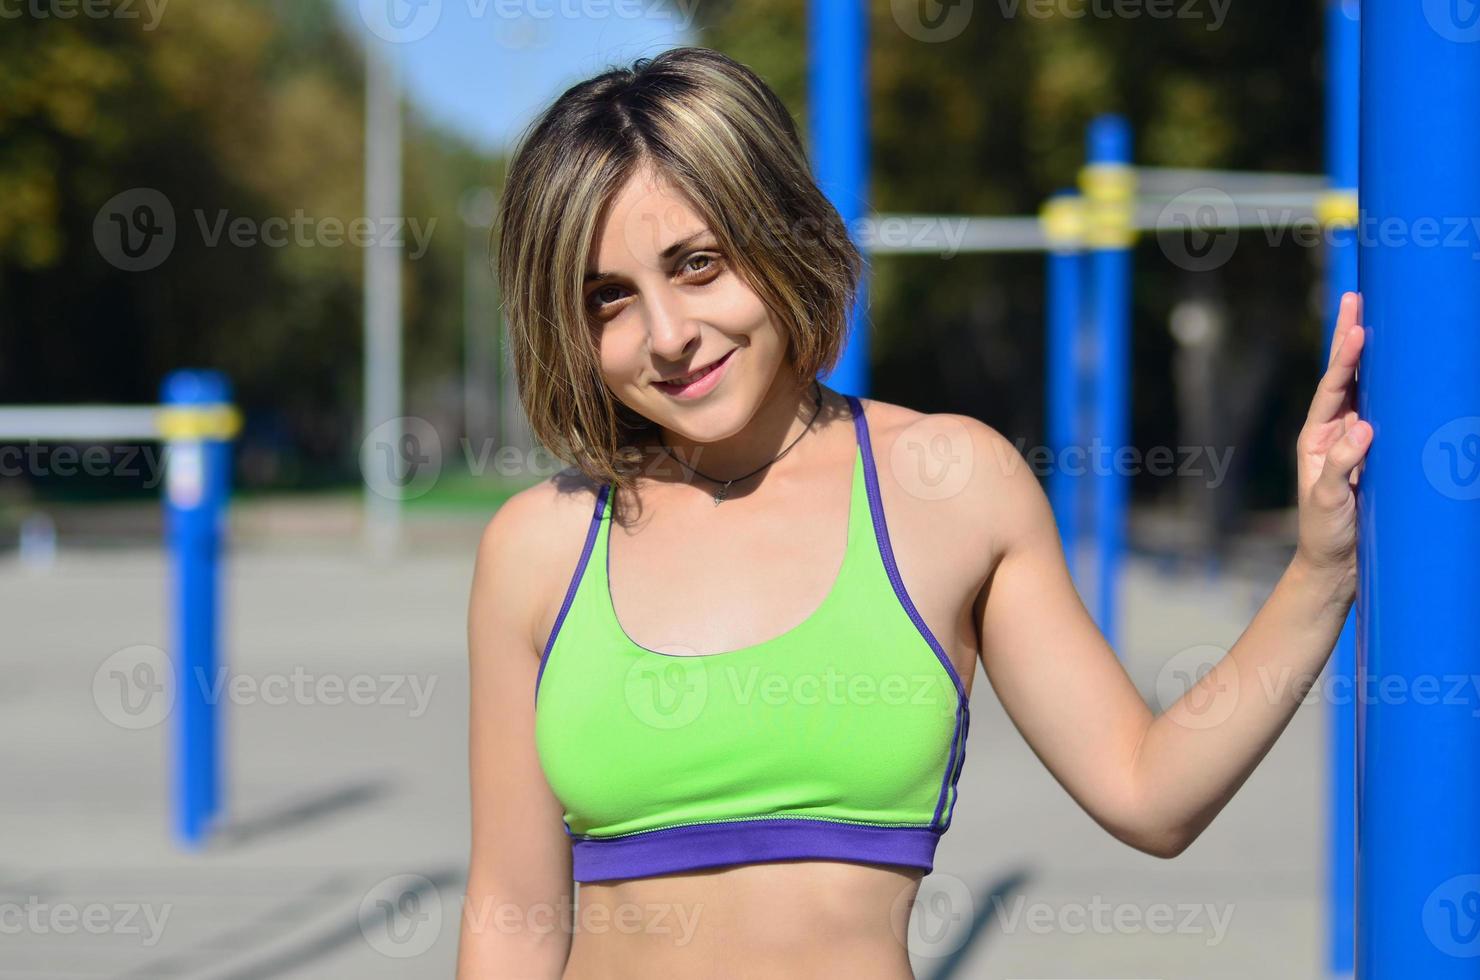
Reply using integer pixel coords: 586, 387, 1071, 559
496, 45, 862, 493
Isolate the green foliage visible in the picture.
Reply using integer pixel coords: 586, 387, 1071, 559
0, 0, 492, 491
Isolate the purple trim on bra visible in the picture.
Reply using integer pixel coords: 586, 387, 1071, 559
845, 394, 972, 832
570, 817, 942, 883
534, 483, 612, 706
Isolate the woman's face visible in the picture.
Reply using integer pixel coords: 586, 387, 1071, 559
583, 165, 790, 444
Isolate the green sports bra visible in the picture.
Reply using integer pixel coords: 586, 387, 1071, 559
533, 393, 971, 883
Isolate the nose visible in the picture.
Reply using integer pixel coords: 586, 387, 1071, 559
643, 285, 700, 363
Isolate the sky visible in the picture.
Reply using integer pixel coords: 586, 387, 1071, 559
334, 0, 698, 153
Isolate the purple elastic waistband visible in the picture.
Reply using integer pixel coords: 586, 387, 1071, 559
571, 817, 942, 883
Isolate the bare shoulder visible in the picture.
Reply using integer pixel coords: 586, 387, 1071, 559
856, 396, 1052, 555
477, 466, 605, 552
471, 466, 607, 658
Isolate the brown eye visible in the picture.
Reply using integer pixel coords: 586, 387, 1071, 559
587, 284, 625, 313
683, 252, 722, 278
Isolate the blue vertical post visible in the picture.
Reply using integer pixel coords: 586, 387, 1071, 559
1081, 115, 1134, 652
160, 370, 238, 848
1323, 1, 1359, 975
1357, 2, 1480, 974
1042, 191, 1088, 582
809, 0, 869, 396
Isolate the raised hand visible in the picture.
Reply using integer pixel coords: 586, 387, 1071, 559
1294, 290, 1371, 593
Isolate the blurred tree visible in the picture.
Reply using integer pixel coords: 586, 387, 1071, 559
0, 0, 492, 492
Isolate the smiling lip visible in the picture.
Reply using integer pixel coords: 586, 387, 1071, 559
654, 349, 735, 398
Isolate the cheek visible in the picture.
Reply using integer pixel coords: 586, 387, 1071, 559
596, 319, 647, 385
708, 275, 775, 338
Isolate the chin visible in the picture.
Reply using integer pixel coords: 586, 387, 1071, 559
645, 401, 744, 443
644, 385, 757, 442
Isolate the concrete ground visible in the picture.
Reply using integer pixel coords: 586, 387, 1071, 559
0, 513, 1342, 979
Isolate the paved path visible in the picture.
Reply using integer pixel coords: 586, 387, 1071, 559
0, 532, 1336, 978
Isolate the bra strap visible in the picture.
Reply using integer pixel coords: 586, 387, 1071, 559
845, 394, 874, 483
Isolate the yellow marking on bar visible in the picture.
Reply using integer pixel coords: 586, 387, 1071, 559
1316, 190, 1359, 229
156, 405, 242, 441
1079, 163, 1138, 248
1039, 195, 1086, 248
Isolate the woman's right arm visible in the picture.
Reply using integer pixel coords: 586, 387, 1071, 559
457, 484, 577, 979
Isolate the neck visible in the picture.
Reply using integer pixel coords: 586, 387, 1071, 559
655, 374, 824, 489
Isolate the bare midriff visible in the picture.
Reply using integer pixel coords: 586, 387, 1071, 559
560, 860, 925, 979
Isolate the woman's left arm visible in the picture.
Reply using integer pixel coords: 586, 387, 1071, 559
971, 291, 1370, 858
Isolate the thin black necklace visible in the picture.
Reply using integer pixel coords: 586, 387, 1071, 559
657, 379, 824, 505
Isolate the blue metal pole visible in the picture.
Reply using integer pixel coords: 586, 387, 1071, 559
1042, 191, 1087, 582
1323, 1, 1359, 975
1081, 115, 1134, 653
809, 0, 869, 396
161, 370, 237, 848
1357, 2, 1480, 974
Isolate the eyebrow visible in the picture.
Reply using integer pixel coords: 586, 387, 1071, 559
584, 229, 711, 284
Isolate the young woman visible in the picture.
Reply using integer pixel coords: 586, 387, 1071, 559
458, 45, 1369, 980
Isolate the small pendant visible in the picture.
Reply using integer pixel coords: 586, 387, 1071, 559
713, 482, 730, 505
